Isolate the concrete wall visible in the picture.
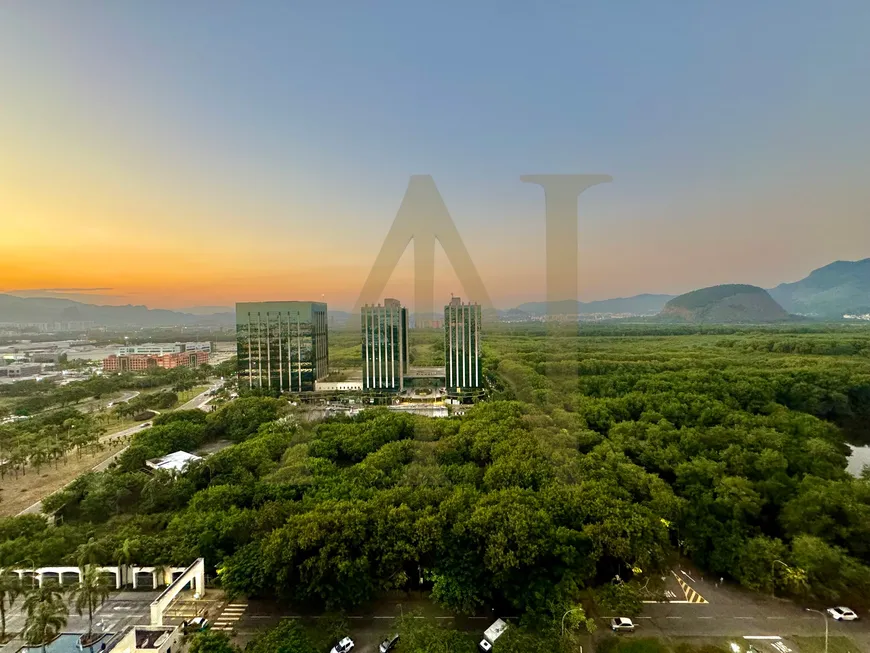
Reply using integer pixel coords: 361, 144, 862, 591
11, 564, 188, 589
150, 559, 205, 627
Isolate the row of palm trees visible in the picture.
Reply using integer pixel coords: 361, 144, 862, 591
0, 415, 105, 479
0, 565, 111, 652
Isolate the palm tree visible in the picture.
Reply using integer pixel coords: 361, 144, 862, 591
68, 565, 111, 638
114, 539, 136, 589
22, 586, 67, 653
74, 537, 105, 569
0, 568, 22, 641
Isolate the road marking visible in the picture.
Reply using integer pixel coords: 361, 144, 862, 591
744, 636, 782, 640
681, 570, 697, 583
671, 571, 708, 604
734, 616, 754, 620
643, 600, 690, 604
666, 616, 682, 619
698, 616, 713, 619
767, 616, 786, 620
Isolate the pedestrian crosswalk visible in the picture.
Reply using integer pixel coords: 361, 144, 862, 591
213, 602, 247, 631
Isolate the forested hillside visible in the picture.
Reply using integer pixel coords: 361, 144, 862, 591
658, 284, 789, 323
1, 326, 869, 622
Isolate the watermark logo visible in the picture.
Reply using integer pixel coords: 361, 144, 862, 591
354, 174, 612, 321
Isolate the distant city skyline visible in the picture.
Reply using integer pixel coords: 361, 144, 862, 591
2, 3, 869, 311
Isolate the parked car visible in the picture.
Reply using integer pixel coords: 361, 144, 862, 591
611, 617, 636, 632
329, 637, 354, 653
827, 607, 859, 621
183, 617, 209, 633
140, 422, 151, 428
379, 634, 399, 653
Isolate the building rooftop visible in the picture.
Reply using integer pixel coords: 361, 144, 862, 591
145, 451, 202, 473
135, 627, 174, 649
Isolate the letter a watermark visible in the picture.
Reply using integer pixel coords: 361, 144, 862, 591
353, 175, 493, 324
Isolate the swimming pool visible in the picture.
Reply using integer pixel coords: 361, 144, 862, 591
17, 633, 114, 653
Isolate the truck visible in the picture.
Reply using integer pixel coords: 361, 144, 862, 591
478, 619, 508, 652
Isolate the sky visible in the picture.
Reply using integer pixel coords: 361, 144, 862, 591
1, 2, 869, 312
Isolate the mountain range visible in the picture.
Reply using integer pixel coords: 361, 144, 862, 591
768, 259, 870, 316
0, 258, 867, 327
512, 259, 870, 318
0, 294, 235, 327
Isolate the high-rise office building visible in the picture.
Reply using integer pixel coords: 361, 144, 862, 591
444, 297, 482, 390
236, 301, 328, 392
361, 298, 409, 390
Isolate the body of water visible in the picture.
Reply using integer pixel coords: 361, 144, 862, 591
18, 633, 113, 653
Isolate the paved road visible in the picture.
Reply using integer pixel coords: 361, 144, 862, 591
218, 569, 870, 653
179, 381, 222, 411
627, 565, 870, 651
115, 390, 140, 404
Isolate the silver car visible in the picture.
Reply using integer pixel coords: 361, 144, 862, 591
379, 634, 399, 653
611, 617, 636, 632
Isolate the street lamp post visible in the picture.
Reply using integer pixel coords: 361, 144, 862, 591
770, 559, 790, 597
561, 608, 584, 637
805, 608, 828, 653
17, 557, 37, 589
560, 608, 585, 653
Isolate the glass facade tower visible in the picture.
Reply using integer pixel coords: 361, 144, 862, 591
362, 298, 409, 391
236, 301, 328, 392
444, 297, 482, 390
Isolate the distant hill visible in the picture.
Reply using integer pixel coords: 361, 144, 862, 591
659, 284, 790, 323
516, 294, 675, 316
178, 305, 234, 315
768, 259, 870, 317
0, 294, 234, 327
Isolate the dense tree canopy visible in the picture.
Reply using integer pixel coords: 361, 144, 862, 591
1, 326, 869, 621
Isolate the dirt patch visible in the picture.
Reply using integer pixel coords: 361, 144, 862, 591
0, 441, 128, 517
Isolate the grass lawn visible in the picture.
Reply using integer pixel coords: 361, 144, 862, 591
177, 384, 211, 405
0, 440, 128, 517
790, 636, 862, 653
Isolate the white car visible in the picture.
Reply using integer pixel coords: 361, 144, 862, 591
378, 634, 399, 653
827, 607, 859, 621
330, 637, 355, 653
611, 617, 636, 632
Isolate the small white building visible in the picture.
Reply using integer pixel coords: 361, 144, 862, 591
145, 451, 202, 473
